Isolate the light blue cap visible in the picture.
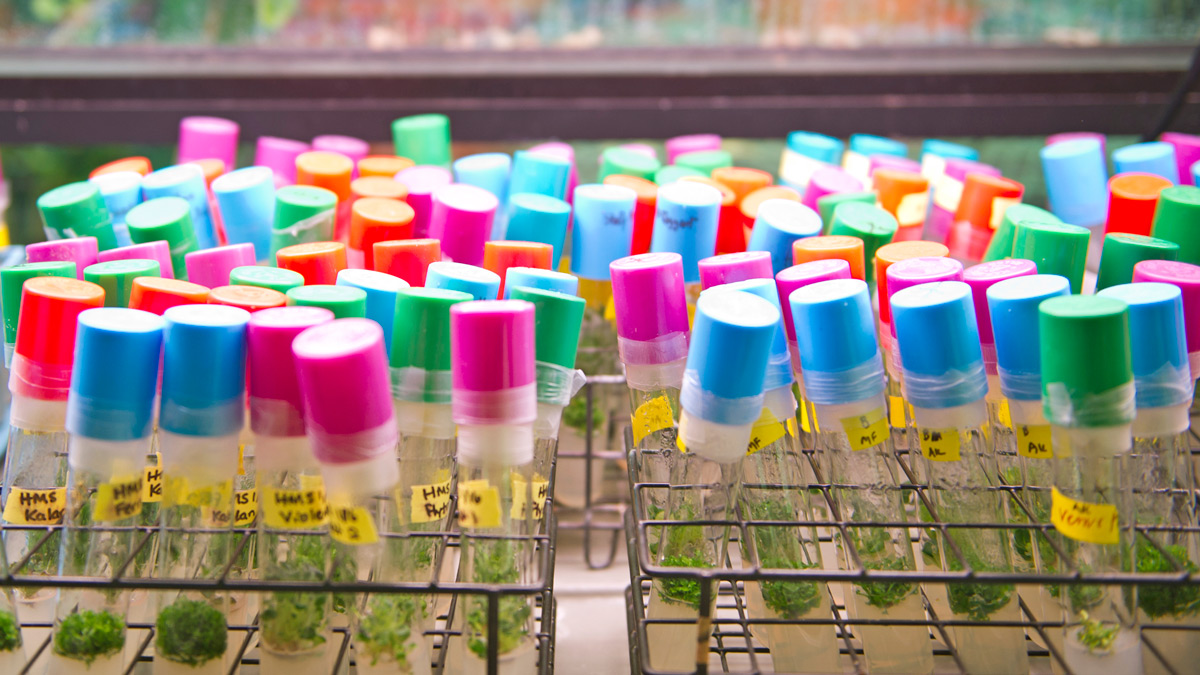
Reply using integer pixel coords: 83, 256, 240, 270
572, 184, 637, 280
212, 166, 275, 262
504, 267, 578, 299
681, 290, 780, 425
141, 164, 217, 249
849, 134, 908, 158
66, 308, 163, 441
648, 181, 723, 283
505, 193, 571, 268
891, 281, 988, 409
1040, 138, 1109, 227
1097, 282, 1191, 408
1192, 159, 1199, 187
786, 131, 843, 164
509, 150, 571, 200
702, 279, 793, 391
986, 274, 1071, 400
746, 199, 822, 275
336, 268, 409, 358
89, 171, 141, 246
654, 165, 705, 185
160, 304, 250, 436
425, 261, 501, 301
789, 278, 885, 405
1113, 142, 1180, 184
921, 139, 979, 162
453, 153, 512, 204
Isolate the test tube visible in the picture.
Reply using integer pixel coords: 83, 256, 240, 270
919, 139, 979, 184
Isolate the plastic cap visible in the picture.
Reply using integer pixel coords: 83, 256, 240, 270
286, 284, 367, 319
683, 290, 779, 424
1150, 186, 1200, 265
849, 134, 907, 158
66, 308, 164, 441
955, 174, 1024, 231
654, 165, 705, 185
212, 166, 275, 259
886, 257, 965, 312
962, 259, 1038, 348
425, 261, 501, 301
1161, 132, 1200, 186
255, 137, 309, 185
124, 197, 198, 279
178, 116, 238, 169
818, 192, 878, 231
90, 156, 152, 179
336, 268, 408, 352
802, 166, 863, 210
12, 277, 105, 400
358, 155, 415, 179
1106, 173, 1172, 237
610, 252, 689, 345
986, 274, 1072, 400
711, 167, 773, 203
828, 202, 899, 284
775, 259, 852, 341
276, 241, 347, 285
140, 165, 214, 249
868, 155, 922, 178
160, 304, 249, 436
185, 243, 256, 289
873, 169, 929, 231
504, 267, 578, 299
527, 142, 577, 201
891, 281, 988, 408
1047, 132, 1107, 153
484, 241, 553, 298
295, 151, 353, 201
312, 135, 370, 169
509, 150, 571, 200
1011, 219, 1090, 293
208, 284, 288, 313
598, 147, 661, 182
698, 251, 773, 290
428, 183, 498, 267
504, 193, 571, 268
666, 134, 722, 164
510, 287, 586, 370
350, 176, 408, 203
1, 262, 77, 346
1039, 295, 1133, 427
785, 131, 843, 164
982, 203, 1061, 263
1040, 138, 1109, 227
26, 237, 97, 280
739, 186, 802, 223
573, 184, 638, 280
293, 318, 395, 448
703, 278, 793, 390
188, 159, 225, 187
395, 166, 453, 238
127, 277, 209, 315
1132, 260, 1200, 354
944, 157, 1002, 183
37, 182, 118, 250
680, 176, 741, 255
747, 199, 823, 275
452, 153, 511, 203
1096, 233, 1179, 291
392, 114, 451, 167
1097, 283, 1190, 408
350, 198, 415, 264
89, 171, 143, 228
83, 259, 161, 307
921, 139, 979, 162
674, 150, 733, 177
874, 240, 950, 324
789, 278, 883, 403
792, 235, 866, 281
271, 185, 338, 257
373, 239, 441, 287
1112, 142, 1179, 183
247, 306, 334, 435
229, 265, 305, 294
451, 299, 536, 393
390, 287, 473, 375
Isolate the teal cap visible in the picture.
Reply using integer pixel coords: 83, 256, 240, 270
36, 182, 119, 251
1096, 233, 1180, 291
982, 203, 1062, 263
229, 265, 306, 294
1011, 218, 1089, 293
392, 114, 451, 167
1, 262, 77, 349
597, 147, 661, 182
286, 284, 368, 319
674, 150, 733, 176
83, 259, 162, 307
654, 165, 705, 185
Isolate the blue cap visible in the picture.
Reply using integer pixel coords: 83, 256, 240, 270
1040, 139, 1109, 227
1192, 159, 1199, 187
212, 166, 275, 262
921, 139, 979, 162
453, 153, 512, 204
571, 184, 637, 280
891, 281, 988, 409
509, 150, 571, 200
746, 199, 822, 275
141, 164, 217, 249
986, 274, 1072, 400
681, 290, 779, 425
786, 131, 843, 164
648, 181, 723, 284
336, 268, 409, 358
504, 267, 579, 299
160, 304, 250, 436
1097, 282, 1191, 408
89, 171, 141, 246
505, 193, 571, 268
66, 308, 164, 441
789, 278, 885, 405
702, 279, 793, 391
849, 134, 908, 158
1113, 142, 1180, 184
425, 261, 501, 301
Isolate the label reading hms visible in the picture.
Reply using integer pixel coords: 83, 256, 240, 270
511, 475, 550, 521
2, 487, 66, 525
94, 475, 143, 522
409, 478, 452, 524
263, 486, 328, 529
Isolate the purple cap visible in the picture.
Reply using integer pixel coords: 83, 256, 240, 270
312, 135, 370, 177
185, 243, 256, 289
255, 137, 310, 187
944, 157, 1002, 183
963, 258, 1038, 349
428, 184, 498, 267
27, 237, 99, 280
1047, 132, 1107, 156
528, 142, 577, 204
802, 165, 864, 210
247, 306, 335, 436
177, 116, 239, 170
610, 252, 690, 349
395, 165, 453, 238
1133, 260, 1200, 353
885, 257, 965, 337
869, 154, 923, 177
96, 241, 175, 279
666, 134, 721, 164
698, 251, 774, 290
775, 259, 852, 341
1161, 132, 1200, 186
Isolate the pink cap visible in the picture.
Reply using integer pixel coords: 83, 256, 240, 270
247, 306, 335, 436
963, 259, 1038, 347
944, 157, 1002, 183
27, 238, 99, 280
427, 184, 498, 267
185, 243, 256, 289
96, 241, 175, 279
177, 116, 239, 170
1047, 132, 1107, 156
869, 154, 922, 177
1133, 260, 1200, 353
698, 251, 773, 290
666, 134, 721, 164
775, 259, 852, 341
610, 252, 689, 347
312, 135, 370, 177
451, 300, 535, 392
886, 257, 965, 337
395, 165, 453, 238
1161, 132, 1200, 186
802, 165, 864, 210
255, 137, 310, 186
528, 142, 577, 205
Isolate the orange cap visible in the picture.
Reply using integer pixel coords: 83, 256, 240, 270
873, 169, 930, 231
358, 155, 416, 178
793, 235, 866, 281
90, 157, 152, 178
874, 240, 950, 325
127, 277, 210, 315
187, 159, 226, 187
604, 175, 658, 255
276, 241, 347, 285
955, 174, 1024, 230
15, 277, 106, 369
374, 239, 441, 287
351, 198, 416, 263
1106, 173, 1172, 237
208, 285, 288, 312
739, 186, 802, 223
484, 241, 554, 298
682, 176, 744, 254
711, 167, 773, 203
350, 176, 409, 202
296, 151, 353, 201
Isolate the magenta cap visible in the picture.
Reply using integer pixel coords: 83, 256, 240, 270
450, 300, 536, 393
886, 256, 965, 301
395, 165, 453, 238
775, 259, 852, 341
1161, 132, 1200, 186
1133, 260, 1200, 353
312, 135, 370, 176
96, 241, 175, 279
185, 243, 256, 289
247, 306, 335, 436
802, 166, 864, 210
869, 154, 922, 177
1047, 132, 1107, 156
610, 252, 690, 343
177, 116, 239, 170
963, 258, 1038, 347
293, 318, 395, 444
27, 237, 99, 280
666, 134, 721, 164
698, 251, 774, 290
944, 157, 1002, 183
528, 142, 577, 204
255, 136, 310, 186
428, 183, 498, 267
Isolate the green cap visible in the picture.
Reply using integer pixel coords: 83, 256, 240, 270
1096, 233, 1180, 291
36, 182, 119, 251
654, 165, 705, 185
83, 259, 161, 308
1, 262, 77, 347
510, 287, 586, 369
817, 191, 875, 233
1150, 186, 1200, 266
390, 288, 473, 403
828, 202, 898, 285
271, 186, 338, 260
1012, 219, 1089, 293
983, 203, 1062, 263
286, 284, 367, 319
673, 150, 733, 176
230, 265, 306, 294
125, 197, 199, 281
1039, 295, 1133, 428
391, 114, 452, 167
597, 147, 661, 182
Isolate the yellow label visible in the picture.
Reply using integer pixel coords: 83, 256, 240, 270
896, 191, 929, 228
997, 398, 1013, 429
933, 174, 964, 212
603, 293, 617, 325
233, 489, 258, 527
328, 504, 379, 545
262, 486, 328, 529
1017, 424, 1053, 459
918, 427, 961, 462
990, 196, 1021, 229
299, 473, 325, 491
1051, 487, 1119, 545
457, 479, 501, 529
238, 444, 246, 476
799, 396, 812, 433
746, 408, 786, 455
676, 436, 687, 453
632, 396, 674, 445
142, 453, 163, 503
511, 475, 550, 520
809, 400, 820, 432
785, 417, 797, 437
840, 407, 890, 451
888, 395, 906, 428
94, 475, 143, 522
2, 487, 66, 525
409, 477, 452, 524
165, 477, 233, 509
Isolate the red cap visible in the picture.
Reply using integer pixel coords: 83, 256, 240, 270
955, 174, 1024, 230
603, 175, 657, 255
12, 277, 106, 400
208, 285, 288, 313
483, 241, 554, 298
127, 277, 210, 315
681, 176, 742, 254
276, 241, 347, 285
373, 239, 441, 287
1106, 173, 1172, 237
